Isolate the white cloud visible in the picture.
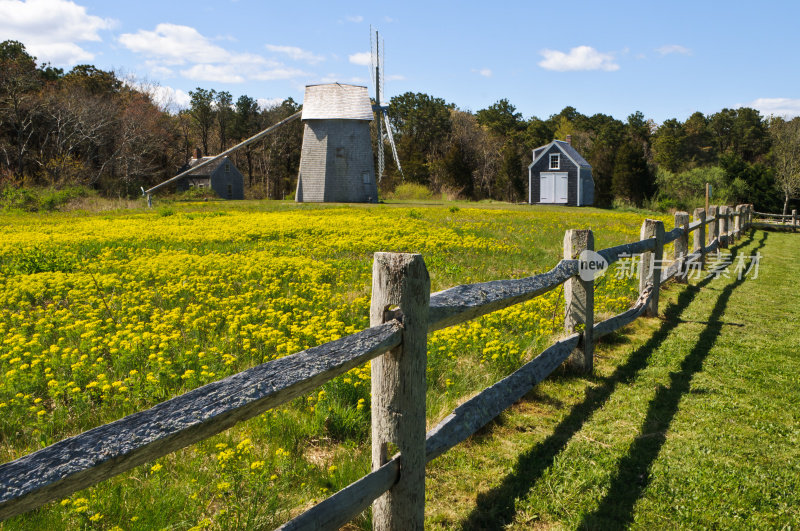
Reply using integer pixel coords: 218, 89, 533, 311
119, 23, 233, 65
150, 85, 191, 111
345, 15, 363, 23
386, 74, 405, 81
349, 52, 372, 66
257, 97, 285, 110
0, 0, 115, 65
538, 46, 619, 72
251, 67, 310, 81
742, 98, 800, 118
121, 23, 309, 84
656, 44, 691, 56
266, 44, 324, 64
472, 68, 492, 77
180, 64, 246, 83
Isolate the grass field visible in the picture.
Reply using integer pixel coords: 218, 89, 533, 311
2, 201, 796, 529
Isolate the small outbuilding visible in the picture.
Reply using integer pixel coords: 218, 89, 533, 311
528, 136, 594, 206
176, 149, 245, 200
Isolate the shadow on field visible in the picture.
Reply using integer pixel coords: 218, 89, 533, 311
459, 230, 767, 531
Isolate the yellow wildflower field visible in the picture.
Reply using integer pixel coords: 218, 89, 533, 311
0, 202, 669, 529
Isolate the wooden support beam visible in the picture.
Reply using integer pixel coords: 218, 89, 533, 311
370, 253, 430, 531
563, 230, 594, 373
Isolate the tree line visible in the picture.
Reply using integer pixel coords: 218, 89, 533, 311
2, 39, 799, 212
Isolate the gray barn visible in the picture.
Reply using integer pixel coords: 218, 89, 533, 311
176, 151, 245, 200
528, 138, 594, 206
295, 84, 379, 203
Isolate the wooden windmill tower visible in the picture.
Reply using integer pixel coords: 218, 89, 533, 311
295, 28, 402, 203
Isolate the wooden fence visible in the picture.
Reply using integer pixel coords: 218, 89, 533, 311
752, 209, 798, 232
0, 204, 756, 529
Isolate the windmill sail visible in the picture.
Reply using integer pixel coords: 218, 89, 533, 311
370, 27, 403, 182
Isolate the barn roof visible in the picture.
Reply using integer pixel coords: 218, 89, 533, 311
301, 83, 373, 121
178, 156, 231, 177
530, 140, 591, 169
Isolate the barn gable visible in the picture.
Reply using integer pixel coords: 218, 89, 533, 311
176, 155, 245, 200
528, 139, 594, 206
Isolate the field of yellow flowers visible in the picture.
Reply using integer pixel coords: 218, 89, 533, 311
0, 201, 670, 529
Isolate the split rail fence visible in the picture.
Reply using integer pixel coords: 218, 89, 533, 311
0, 203, 756, 529
752, 208, 799, 232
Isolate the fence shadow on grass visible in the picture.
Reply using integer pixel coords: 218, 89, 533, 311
459, 230, 767, 531
578, 230, 769, 529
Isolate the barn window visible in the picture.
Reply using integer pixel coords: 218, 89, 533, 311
549, 153, 560, 170
227, 183, 233, 199
225, 163, 231, 173
362, 172, 370, 184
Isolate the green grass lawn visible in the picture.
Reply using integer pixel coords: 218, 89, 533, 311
426, 229, 800, 529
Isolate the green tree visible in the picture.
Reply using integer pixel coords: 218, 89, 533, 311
188, 87, 216, 156
612, 139, 653, 205
388, 92, 452, 185
652, 118, 685, 173
476, 98, 523, 137
215, 90, 233, 152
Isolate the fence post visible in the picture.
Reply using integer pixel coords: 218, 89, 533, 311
370, 253, 430, 531
719, 206, 729, 248
793, 209, 798, 232
692, 208, 706, 270
707, 205, 718, 249
563, 229, 594, 373
639, 219, 664, 317
674, 212, 690, 283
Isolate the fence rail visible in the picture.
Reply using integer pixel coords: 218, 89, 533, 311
752, 208, 798, 231
0, 203, 756, 528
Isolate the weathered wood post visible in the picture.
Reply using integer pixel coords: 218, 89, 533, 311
674, 211, 690, 282
707, 205, 718, 250
793, 209, 798, 232
563, 229, 594, 373
370, 253, 430, 531
639, 219, 664, 317
692, 208, 706, 270
719, 206, 729, 248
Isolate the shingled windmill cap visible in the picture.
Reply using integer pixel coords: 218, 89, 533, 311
301, 83, 374, 121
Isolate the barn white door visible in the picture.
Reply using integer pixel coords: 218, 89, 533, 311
555, 173, 568, 203
540, 173, 554, 202
540, 172, 568, 203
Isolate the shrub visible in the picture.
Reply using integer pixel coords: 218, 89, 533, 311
388, 182, 434, 201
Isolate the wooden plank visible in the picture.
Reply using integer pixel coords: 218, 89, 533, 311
563, 230, 594, 373
370, 253, 429, 531
277, 459, 400, 531
687, 218, 704, 232
424, 334, 580, 462
0, 322, 403, 521
427, 259, 578, 332
750, 221, 800, 232
596, 238, 656, 266
663, 226, 685, 244
593, 286, 653, 338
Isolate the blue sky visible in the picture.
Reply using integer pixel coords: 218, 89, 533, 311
2, 0, 800, 123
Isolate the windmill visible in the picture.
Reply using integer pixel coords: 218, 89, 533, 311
370, 27, 404, 183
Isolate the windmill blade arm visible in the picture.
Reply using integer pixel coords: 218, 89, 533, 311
383, 110, 404, 180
